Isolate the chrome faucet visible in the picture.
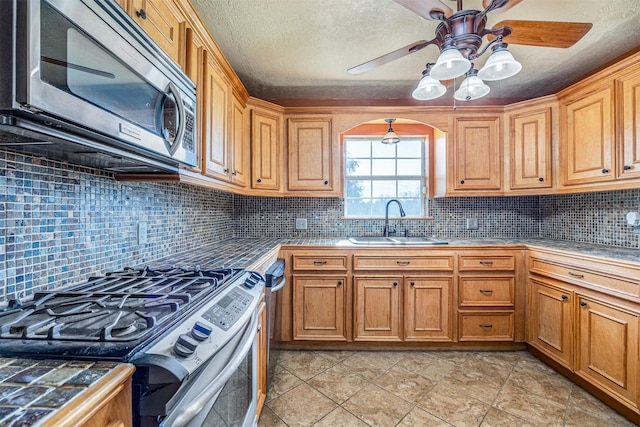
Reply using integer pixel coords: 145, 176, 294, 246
383, 199, 406, 237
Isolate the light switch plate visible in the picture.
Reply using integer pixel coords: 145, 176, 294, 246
466, 218, 478, 230
295, 218, 308, 230
138, 222, 148, 245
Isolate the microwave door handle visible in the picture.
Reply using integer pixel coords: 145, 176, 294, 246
270, 276, 286, 292
164, 82, 185, 156
168, 311, 258, 427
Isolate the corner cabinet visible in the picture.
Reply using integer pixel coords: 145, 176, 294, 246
286, 117, 340, 195
450, 116, 502, 194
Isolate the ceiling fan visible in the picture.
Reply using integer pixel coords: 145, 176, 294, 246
348, 0, 593, 101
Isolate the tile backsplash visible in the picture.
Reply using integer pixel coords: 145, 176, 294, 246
1, 149, 638, 302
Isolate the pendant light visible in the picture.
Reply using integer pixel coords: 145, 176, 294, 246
381, 119, 400, 144
412, 64, 447, 100
454, 68, 490, 101
478, 38, 522, 81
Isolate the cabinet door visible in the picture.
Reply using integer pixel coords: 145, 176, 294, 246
293, 276, 347, 341
618, 69, 640, 180
354, 276, 401, 341
576, 296, 638, 408
288, 119, 333, 191
528, 280, 573, 370
131, 0, 184, 66
203, 55, 230, 180
229, 94, 248, 187
256, 301, 267, 418
251, 110, 281, 190
404, 277, 453, 341
509, 108, 552, 189
452, 117, 502, 191
561, 85, 615, 185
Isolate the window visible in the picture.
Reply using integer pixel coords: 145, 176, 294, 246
344, 137, 425, 217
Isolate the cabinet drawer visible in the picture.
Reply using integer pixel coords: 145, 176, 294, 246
459, 277, 515, 307
458, 311, 514, 341
353, 255, 454, 271
459, 255, 515, 271
292, 255, 348, 271
530, 258, 639, 297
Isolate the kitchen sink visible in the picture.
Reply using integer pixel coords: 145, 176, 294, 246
348, 236, 448, 245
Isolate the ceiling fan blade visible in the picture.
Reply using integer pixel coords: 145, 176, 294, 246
393, 0, 453, 20
490, 20, 593, 48
347, 40, 431, 75
482, 0, 523, 14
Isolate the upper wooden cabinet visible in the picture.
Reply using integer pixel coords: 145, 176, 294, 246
130, 0, 185, 67
506, 103, 553, 190
250, 103, 283, 191
450, 116, 502, 193
287, 118, 338, 194
617, 67, 640, 180
560, 83, 615, 185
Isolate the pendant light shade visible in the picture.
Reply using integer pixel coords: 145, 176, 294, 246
430, 46, 471, 80
454, 70, 490, 101
412, 70, 447, 100
381, 119, 400, 144
478, 43, 522, 81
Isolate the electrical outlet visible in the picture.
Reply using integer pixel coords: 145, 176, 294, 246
138, 222, 148, 245
466, 218, 478, 230
295, 218, 307, 230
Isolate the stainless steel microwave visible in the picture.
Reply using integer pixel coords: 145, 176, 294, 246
0, 0, 197, 173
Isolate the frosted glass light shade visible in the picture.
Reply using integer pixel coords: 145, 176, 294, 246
381, 130, 400, 144
430, 48, 471, 80
454, 75, 490, 101
412, 74, 447, 100
478, 48, 522, 81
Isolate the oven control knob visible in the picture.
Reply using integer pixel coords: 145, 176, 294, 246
191, 321, 212, 341
174, 334, 198, 357
244, 272, 263, 289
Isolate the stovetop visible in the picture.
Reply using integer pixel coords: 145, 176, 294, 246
0, 266, 244, 360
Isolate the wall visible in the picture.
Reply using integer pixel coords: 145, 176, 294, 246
0, 150, 235, 302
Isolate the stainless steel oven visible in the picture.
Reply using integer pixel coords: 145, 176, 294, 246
0, 0, 197, 172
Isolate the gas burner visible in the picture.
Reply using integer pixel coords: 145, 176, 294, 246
106, 266, 238, 281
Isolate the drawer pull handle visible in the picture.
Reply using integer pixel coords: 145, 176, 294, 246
313, 261, 327, 266
393, 282, 398, 287
479, 324, 493, 328
337, 280, 343, 286
568, 271, 584, 278
479, 289, 493, 294
561, 295, 568, 300
397, 261, 410, 265
580, 301, 587, 307
479, 261, 494, 266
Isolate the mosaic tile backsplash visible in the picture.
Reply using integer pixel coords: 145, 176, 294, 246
1, 149, 639, 304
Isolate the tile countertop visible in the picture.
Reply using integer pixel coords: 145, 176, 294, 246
0, 358, 133, 426
148, 237, 640, 269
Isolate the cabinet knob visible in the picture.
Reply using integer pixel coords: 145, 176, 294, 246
232, 171, 237, 176
624, 165, 632, 171
393, 281, 398, 287
561, 295, 568, 300
337, 280, 343, 286
135, 8, 147, 19
224, 168, 229, 173
538, 177, 544, 182
324, 180, 329, 185
410, 281, 415, 287
460, 180, 465, 184
602, 168, 610, 174
580, 301, 587, 307
257, 178, 262, 183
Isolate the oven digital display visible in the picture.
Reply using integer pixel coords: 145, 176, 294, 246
202, 288, 252, 331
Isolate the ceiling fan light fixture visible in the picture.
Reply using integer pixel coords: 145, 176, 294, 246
454, 70, 490, 101
412, 69, 447, 100
478, 44, 522, 81
381, 118, 400, 144
430, 46, 471, 80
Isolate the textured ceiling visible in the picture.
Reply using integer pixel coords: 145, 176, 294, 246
190, 0, 640, 104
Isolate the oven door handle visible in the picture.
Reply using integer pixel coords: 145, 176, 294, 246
170, 312, 258, 427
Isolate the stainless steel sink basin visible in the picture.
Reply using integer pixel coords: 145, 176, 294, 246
348, 236, 448, 245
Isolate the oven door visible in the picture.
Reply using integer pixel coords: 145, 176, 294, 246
15, 0, 196, 166
159, 312, 258, 427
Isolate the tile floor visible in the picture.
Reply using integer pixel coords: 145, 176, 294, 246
258, 350, 636, 427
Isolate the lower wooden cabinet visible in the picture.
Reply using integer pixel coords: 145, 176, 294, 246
293, 275, 348, 341
575, 295, 639, 410
354, 276, 401, 341
458, 311, 515, 341
528, 279, 573, 370
256, 300, 267, 418
404, 277, 454, 341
